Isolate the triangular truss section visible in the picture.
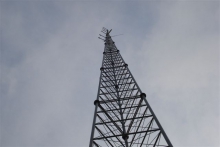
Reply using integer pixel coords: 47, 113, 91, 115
90, 28, 173, 147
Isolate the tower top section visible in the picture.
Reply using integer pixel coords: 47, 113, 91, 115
99, 27, 117, 53
98, 27, 112, 42
101, 27, 112, 37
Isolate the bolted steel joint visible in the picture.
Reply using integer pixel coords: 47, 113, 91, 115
103, 52, 106, 54
115, 85, 119, 89
100, 67, 104, 71
140, 93, 147, 98
124, 63, 128, 67
117, 50, 119, 53
122, 134, 129, 140
94, 100, 100, 105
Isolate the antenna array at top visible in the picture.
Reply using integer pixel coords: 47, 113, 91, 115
101, 27, 107, 34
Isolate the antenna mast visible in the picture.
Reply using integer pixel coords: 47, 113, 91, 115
89, 28, 173, 147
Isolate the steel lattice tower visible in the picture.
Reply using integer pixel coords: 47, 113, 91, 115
89, 28, 173, 147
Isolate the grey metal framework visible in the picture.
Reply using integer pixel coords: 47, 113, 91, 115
89, 28, 173, 147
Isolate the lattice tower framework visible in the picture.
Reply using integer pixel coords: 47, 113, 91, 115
89, 28, 173, 147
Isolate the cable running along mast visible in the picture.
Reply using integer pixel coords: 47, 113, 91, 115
89, 28, 173, 147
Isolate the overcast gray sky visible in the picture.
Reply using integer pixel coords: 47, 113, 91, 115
0, 1, 219, 147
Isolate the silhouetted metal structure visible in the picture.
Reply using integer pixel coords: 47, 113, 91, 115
89, 28, 173, 147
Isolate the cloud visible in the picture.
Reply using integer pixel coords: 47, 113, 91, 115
0, 1, 219, 147
137, 1, 219, 146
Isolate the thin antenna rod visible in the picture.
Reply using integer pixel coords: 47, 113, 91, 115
111, 34, 123, 37
98, 37, 105, 41
99, 34, 105, 38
